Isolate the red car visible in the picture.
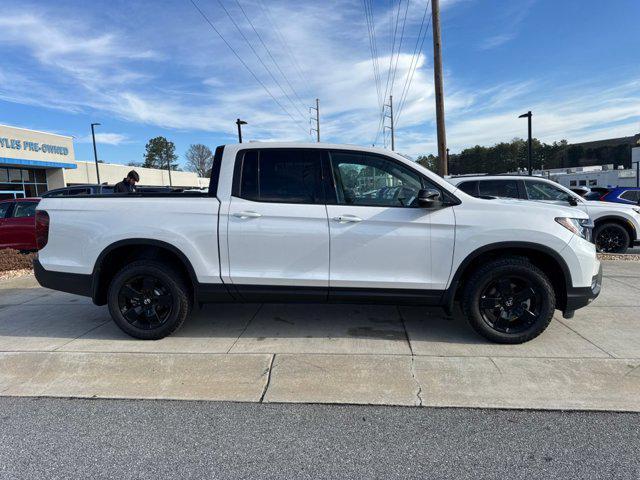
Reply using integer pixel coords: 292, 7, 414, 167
0, 198, 41, 251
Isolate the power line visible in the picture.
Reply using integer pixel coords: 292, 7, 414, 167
374, 0, 403, 145
257, 0, 314, 102
395, 1, 432, 127
188, 0, 309, 135
363, 0, 383, 110
388, 0, 410, 97
214, 0, 309, 126
233, 0, 309, 115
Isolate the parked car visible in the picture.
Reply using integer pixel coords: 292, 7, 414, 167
448, 175, 640, 253
598, 187, 640, 205
0, 198, 40, 251
42, 184, 114, 197
34, 143, 601, 344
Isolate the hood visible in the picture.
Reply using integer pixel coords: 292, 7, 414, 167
585, 200, 640, 213
470, 196, 590, 220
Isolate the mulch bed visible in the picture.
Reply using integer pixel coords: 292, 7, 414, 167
0, 249, 36, 278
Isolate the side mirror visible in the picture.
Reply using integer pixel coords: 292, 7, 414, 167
568, 196, 579, 207
418, 188, 442, 208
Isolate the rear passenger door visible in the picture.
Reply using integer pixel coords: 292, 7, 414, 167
3, 201, 38, 250
226, 148, 330, 299
0, 202, 14, 248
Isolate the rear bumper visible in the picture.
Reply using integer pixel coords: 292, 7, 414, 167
564, 263, 602, 316
33, 258, 93, 297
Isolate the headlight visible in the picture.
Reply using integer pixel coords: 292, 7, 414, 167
556, 217, 592, 241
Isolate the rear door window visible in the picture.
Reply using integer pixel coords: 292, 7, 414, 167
478, 180, 519, 199
235, 149, 323, 204
620, 190, 640, 202
12, 202, 37, 218
456, 181, 479, 197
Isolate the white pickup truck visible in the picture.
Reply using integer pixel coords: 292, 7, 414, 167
34, 143, 602, 344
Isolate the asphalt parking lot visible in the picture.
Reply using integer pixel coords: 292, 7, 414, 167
0, 260, 638, 411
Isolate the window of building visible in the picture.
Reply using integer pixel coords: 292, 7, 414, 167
330, 152, 424, 207
569, 180, 577, 186
478, 180, 519, 199
236, 149, 322, 204
579, 180, 587, 186
589, 180, 597, 186
0, 167, 48, 198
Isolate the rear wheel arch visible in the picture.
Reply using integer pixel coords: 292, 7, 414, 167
92, 239, 197, 306
445, 242, 570, 314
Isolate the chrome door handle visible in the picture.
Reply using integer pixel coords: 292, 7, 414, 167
333, 215, 363, 223
233, 211, 262, 219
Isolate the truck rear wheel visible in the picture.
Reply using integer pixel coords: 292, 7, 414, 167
594, 222, 629, 253
107, 261, 191, 340
461, 257, 555, 344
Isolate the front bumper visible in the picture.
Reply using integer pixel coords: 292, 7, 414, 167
563, 263, 603, 317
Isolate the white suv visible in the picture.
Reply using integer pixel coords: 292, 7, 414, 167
449, 175, 640, 253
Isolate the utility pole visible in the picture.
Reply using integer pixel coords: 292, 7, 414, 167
236, 118, 247, 143
519, 111, 533, 175
90, 123, 101, 184
309, 98, 320, 142
383, 95, 395, 151
431, 0, 447, 176
167, 156, 173, 187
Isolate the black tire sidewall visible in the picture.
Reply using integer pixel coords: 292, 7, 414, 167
463, 261, 555, 344
594, 223, 629, 253
107, 262, 189, 340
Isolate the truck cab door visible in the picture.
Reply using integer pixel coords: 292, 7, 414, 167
325, 151, 455, 300
223, 148, 330, 301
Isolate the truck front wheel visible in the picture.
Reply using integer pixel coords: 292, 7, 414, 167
107, 261, 191, 340
461, 257, 555, 344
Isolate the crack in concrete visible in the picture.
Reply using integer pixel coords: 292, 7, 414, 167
396, 306, 423, 406
409, 355, 423, 407
226, 304, 263, 354
624, 363, 640, 377
259, 354, 275, 402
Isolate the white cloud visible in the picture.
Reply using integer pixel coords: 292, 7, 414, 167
78, 133, 130, 145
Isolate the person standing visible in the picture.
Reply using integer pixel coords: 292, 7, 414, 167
114, 170, 140, 193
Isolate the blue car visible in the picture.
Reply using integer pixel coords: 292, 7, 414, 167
600, 187, 640, 205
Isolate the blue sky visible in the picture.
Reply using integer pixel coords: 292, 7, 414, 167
0, 0, 638, 168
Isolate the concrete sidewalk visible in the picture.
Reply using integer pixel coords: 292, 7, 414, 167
0, 261, 639, 411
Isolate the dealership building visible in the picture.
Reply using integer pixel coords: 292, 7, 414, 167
0, 124, 208, 199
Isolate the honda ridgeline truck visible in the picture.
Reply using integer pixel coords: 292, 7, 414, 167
33, 143, 602, 344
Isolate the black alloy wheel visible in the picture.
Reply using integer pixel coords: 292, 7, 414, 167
461, 257, 555, 344
118, 275, 174, 330
107, 260, 191, 340
478, 276, 540, 335
595, 224, 629, 253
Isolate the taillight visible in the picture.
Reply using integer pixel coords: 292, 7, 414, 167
35, 210, 50, 250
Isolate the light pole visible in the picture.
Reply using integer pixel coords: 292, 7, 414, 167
519, 111, 533, 175
236, 119, 247, 143
90, 123, 101, 184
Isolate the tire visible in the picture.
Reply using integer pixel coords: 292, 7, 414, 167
107, 260, 191, 340
594, 222, 630, 254
461, 257, 555, 344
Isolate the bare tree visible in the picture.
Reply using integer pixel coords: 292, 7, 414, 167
185, 144, 214, 177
